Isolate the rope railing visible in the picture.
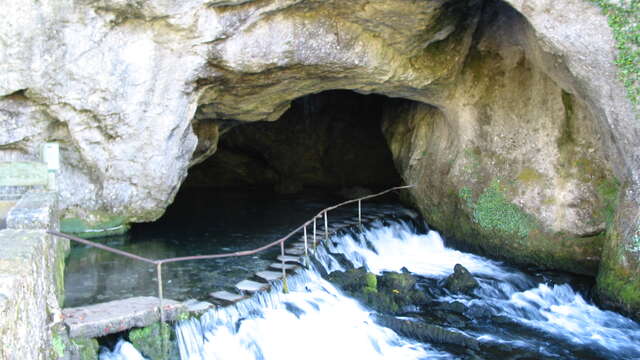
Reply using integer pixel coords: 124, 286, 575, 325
47, 184, 415, 335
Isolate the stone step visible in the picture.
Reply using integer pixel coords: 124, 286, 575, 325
210, 291, 247, 305
285, 247, 306, 256
256, 270, 284, 282
183, 299, 214, 314
277, 255, 303, 264
235, 279, 270, 293
62, 296, 185, 338
269, 262, 299, 271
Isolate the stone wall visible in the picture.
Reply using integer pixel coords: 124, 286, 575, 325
0, 192, 68, 360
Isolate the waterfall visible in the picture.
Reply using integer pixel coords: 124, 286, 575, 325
101, 218, 640, 360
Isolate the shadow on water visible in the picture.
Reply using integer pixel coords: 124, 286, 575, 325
64, 188, 402, 307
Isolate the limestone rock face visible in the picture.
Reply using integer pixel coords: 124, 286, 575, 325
0, 0, 639, 312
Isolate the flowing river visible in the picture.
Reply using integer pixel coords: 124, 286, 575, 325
99, 213, 640, 359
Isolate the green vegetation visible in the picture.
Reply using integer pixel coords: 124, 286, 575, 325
129, 322, 175, 360
589, 0, 640, 113
51, 334, 65, 359
472, 181, 536, 238
516, 167, 544, 184
596, 177, 621, 226
458, 186, 474, 209
364, 272, 378, 293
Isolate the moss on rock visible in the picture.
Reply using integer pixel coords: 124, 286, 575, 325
128, 322, 177, 360
60, 215, 129, 239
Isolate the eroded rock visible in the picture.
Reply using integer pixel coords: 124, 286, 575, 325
444, 264, 479, 295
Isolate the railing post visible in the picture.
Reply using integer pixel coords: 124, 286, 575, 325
324, 211, 328, 242
280, 241, 288, 294
156, 262, 166, 356
358, 199, 362, 225
313, 217, 317, 249
303, 225, 308, 257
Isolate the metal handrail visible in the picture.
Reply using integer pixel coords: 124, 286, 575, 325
48, 184, 414, 329
48, 184, 414, 266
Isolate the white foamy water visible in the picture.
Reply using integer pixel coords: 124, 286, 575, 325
175, 270, 451, 360
104, 218, 640, 360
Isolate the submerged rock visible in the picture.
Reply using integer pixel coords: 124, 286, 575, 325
444, 264, 479, 295
373, 313, 480, 351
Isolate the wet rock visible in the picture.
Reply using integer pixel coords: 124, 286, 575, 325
445, 264, 479, 295
373, 314, 480, 351
128, 322, 178, 360
327, 268, 430, 314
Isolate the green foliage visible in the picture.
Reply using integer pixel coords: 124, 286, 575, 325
365, 272, 378, 293
589, 0, 640, 113
129, 322, 174, 360
51, 335, 65, 359
472, 181, 535, 238
458, 186, 473, 208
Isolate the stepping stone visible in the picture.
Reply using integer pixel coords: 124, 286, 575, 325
235, 279, 270, 293
269, 263, 299, 271
210, 291, 247, 305
286, 247, 306, 256
277, 255, 303, 264
183, 299, 214, 314
62, 296, 185, 338
256, 271, 284, 282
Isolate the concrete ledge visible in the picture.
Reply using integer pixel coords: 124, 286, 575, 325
0, 229, 65, 360
63, 297, 186, 338
7, 191, 58, 230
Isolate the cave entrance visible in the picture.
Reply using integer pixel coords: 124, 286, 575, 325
187, 90, 402, 194
64, 90, 409, 307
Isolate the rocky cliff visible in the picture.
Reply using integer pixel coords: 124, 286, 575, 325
1, 0, 638, 315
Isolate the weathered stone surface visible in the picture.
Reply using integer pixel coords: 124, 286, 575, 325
209, 290, 247, 305
235, 279, 270, 293
0, 0, 638, 313
255, 270, 284, 282
0, 229, 67, 360
444, 264, 479, 295
62, 297, 185, 338
7, 191, 59, 231
382, 2, 616, 276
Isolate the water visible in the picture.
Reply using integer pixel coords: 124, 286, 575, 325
64, 189, 401, 306
100, 215, 640, 360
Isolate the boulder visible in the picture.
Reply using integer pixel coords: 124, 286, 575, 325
444, 264, 479, 295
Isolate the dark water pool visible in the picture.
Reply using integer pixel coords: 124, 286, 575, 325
64, 188, 402, 307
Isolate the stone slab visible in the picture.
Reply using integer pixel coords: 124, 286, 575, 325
7, 192, 57, 230
183, 299, 214, 314
285, 247, 306, 256
256, 271, 284, 282
62, 296, 185, 338
269, 263, 299, 271
210, 291, 247, 305
235, 279, 270, 293
277, 255, 303, 263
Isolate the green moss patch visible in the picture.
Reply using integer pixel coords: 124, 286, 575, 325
472, 181, 536, 238
516, 168, 544, 184
596, 177, 621, 226
589, 0, 640, 114
60, 215, 129, 239
129, 322, 176, 360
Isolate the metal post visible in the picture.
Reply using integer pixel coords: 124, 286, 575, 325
303, 225, 308, 257
313, 218, 317, 249
156, 262, 166, 356
280, 241, 288, 293
358, 199, 362, 225
324, 211, 328, 241
156, 262, 165, 323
